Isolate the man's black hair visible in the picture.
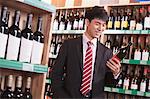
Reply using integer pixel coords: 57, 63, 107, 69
85, 6, 108, 22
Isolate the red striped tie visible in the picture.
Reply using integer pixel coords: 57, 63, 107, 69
80, 41, 93, 96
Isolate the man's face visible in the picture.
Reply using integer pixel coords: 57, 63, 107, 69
86, 18, 106, 39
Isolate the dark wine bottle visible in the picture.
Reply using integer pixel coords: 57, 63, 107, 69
23, 77, 32, 99
31, 17, 44, 64
44, 84, 53, 99
112, 42, 132, 62
13, 76, 23, 99
1, 75, 14, 99
5, 11, 10, 34
0, 6, 8, 58
19, 13, 33, 62
6, 10, 21, 61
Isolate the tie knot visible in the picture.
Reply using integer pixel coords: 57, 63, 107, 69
87, 41, 92, 46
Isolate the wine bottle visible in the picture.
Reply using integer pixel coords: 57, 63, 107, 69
44, 84, 53, 99
0, 6, 8, 58
13, 76, 23, 99
6, 10, 21, 61
114, 9, 121, 30
105, 35, 111, 49
30, 17, 44, 64
112, 42, 132, 62
1, 75, 14, 98
140, 67, 147, 92
59, 11, 65, 30
53, 11, 59, 30
107, 9, 114, 29
19, 13, 33, 63
23, 77, 32, 99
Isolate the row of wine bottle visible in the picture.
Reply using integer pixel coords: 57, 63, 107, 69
53, 8, 86, 31
105, 34, 150, 61
114, 65, 150, 93
49, 34, 81, 57
107, 5, 150, 30
0, 75, 32, 99
0, 6, 44, 64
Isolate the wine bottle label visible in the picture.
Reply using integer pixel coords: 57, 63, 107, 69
114, 21, 120, 28
66, 22, 71, 30
122, 21, 128, 28
56, 44, 61, 56
123, 79, 129, 86
130, 20, 136, 30
134, 50, 141, 60
30, 40, 43, 64
73, 19, 79, 29
107, 21, 113, 29
19, 37, 33, 62
131, 84, 138, 90
79, 19, 84, 30
144, 17, 150, 28
6, 34, 20, 60
118, 79, 122, 85
140, 82, 146, 92
142, 51, 149, 61
53, 20, 58, 30
0, 33, 8, 58
59, 22, 65, 30
136, 23, 143, 30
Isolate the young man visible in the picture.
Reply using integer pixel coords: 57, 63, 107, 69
51, 6, 121, 98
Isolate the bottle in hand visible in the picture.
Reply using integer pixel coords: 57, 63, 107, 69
112, 41, 132, 62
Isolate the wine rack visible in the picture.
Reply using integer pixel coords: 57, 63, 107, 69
0, 0, 55, 99
47, 1, 150, 99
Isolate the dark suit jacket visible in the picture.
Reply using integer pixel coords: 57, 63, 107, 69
51, 36, 116, 99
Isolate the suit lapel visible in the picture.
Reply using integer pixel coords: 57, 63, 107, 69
76, 36, 83, 71
94, 40, 103, 73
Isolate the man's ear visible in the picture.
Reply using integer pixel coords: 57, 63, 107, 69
85, 19, 90, 27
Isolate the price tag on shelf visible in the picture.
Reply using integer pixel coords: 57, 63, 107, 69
137, 91, 144, 96
140, 60, 147, 65
122, 59, 129, 63
145, 92, 150, 97
125, 90, 132, 95
22, 63, 34, 72
112, 88, 119, 92
104, 87, 111, 92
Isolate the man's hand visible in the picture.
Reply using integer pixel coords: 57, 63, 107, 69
106, 58, 121, 76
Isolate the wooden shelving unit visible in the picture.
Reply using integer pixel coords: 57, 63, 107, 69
0, 0, 56, 99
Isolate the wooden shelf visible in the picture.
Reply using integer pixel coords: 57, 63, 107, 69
103, 30, 150, 34
52, 30, 85, 34
104, 87, 150, 97
0, 58, 48, 73
0, 0, 55, 99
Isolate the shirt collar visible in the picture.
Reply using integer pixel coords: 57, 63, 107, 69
83, 33, 97, 46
